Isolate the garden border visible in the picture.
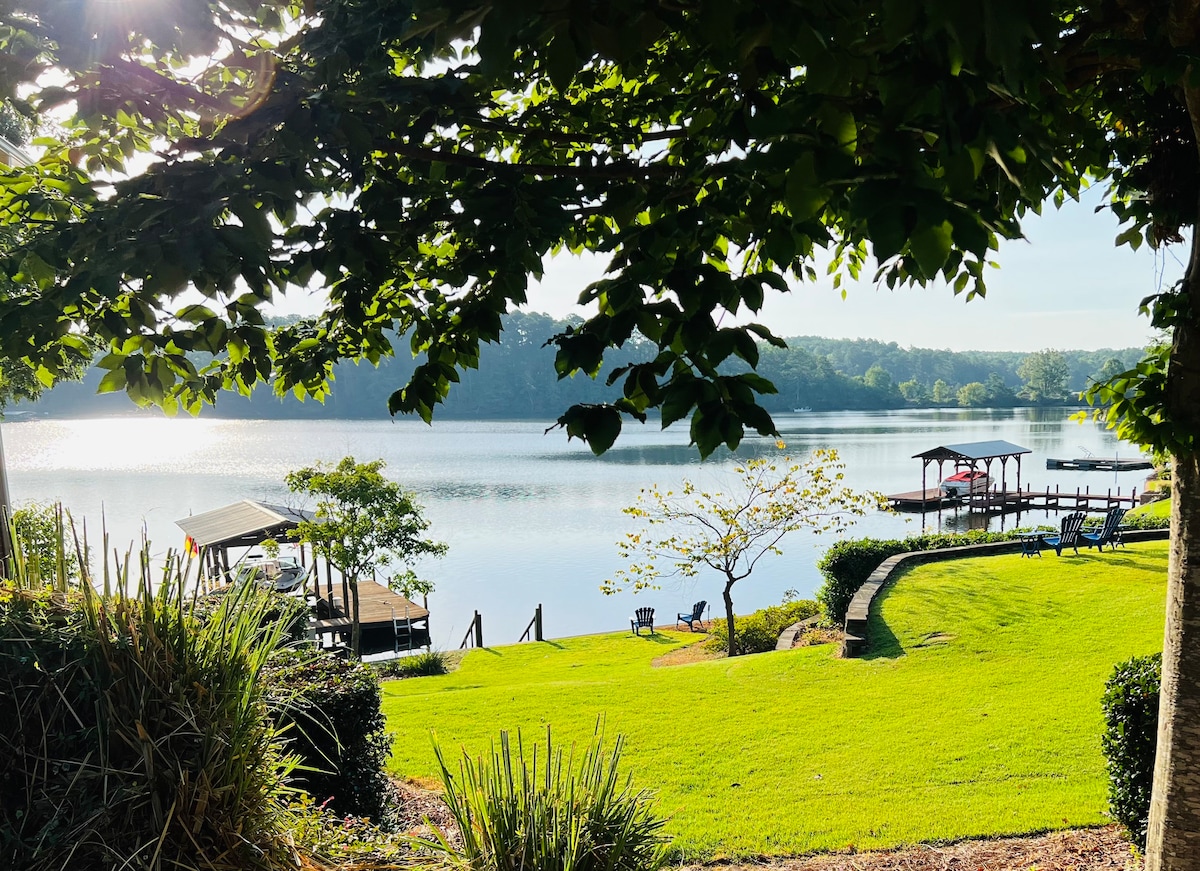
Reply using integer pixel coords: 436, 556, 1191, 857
840, 528, 1172, 657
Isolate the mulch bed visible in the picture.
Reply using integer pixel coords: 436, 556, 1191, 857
683, 827, 1138, 871
371, 783, 1136, 871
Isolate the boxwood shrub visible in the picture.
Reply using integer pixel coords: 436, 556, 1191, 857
1101, 653, 1161, 852
706, 598, 821, 655
816, 530, 1017, 624
263, 650, 397, 826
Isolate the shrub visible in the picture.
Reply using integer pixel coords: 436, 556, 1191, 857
706, 597, 821, 655
263, 649, 397, 826
423, 728, 667, 871
192, 586, 310, 643
1101, 653, 1161, 852
817, 530, 1021, 624
0, 551, 304, 871
1119, 510, 1172, 531
375, 648, 448, 679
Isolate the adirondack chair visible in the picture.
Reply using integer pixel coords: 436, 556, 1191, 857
1044, 511, 1087, 556
630, 607, 655, 636
677, 600, 707, 631
1081, 506, 1128, 551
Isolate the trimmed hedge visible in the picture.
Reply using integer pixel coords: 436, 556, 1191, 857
1101, 653, 1161, 852
816, 531, 1016, 624
263, 650, 397, 826
1120, 511, 1172, 531
706, 598, 821, 655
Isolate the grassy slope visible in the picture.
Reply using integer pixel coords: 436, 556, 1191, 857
381, 544, 1167, 860
1128, 497, 1170, 520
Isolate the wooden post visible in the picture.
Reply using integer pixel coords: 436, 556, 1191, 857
474, 610, 483, 648
535, 603, 543, 642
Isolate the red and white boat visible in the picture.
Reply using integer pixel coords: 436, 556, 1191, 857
939, 470, 991, 497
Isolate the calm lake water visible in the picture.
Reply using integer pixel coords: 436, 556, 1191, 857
2, 408, 1151, 647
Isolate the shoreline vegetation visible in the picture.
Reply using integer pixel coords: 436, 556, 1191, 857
13, 314, 1143, 421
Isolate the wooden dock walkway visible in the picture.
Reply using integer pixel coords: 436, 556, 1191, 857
888, 485, 1139, 513
314, 581, 430, 654
1046, 457, 1153, 472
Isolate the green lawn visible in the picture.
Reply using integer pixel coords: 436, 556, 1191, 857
1128, 497, 1170, 519
381, 544, 1167, 860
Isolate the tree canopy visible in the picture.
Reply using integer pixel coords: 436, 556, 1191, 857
0, 0, 1160, 456
286, 456, 445, 656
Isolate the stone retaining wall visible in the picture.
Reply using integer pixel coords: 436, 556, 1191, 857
840, 527, 1171, 657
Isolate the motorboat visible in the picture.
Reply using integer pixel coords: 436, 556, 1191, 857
234, 556, 311, 594
939, 470, 991, 497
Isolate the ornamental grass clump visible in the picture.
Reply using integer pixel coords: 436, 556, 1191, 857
424, 728, 667, 871
0, 520, 311, 871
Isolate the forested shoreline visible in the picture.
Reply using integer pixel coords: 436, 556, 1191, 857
15, 311, 1143, 420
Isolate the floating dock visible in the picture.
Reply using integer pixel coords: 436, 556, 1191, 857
1046, 457, 1153, 472
887, 485, 1139, 513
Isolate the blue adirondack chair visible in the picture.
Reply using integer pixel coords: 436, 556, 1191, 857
630, 607, 655, 636
677, 600, 707, 631
1044, 511, 1087, 556
1081, 506, 1128, 551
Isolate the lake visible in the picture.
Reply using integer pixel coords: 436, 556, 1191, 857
2, 408, 1151, 647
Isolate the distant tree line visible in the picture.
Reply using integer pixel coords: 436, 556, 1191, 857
16, 313, 1142, 420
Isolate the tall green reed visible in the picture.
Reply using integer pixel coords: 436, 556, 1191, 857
423, 726, 666, 871
1, 510, 311, 871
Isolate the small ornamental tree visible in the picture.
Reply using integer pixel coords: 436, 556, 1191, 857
286, 456, 446, 657
603, 448, 882, 656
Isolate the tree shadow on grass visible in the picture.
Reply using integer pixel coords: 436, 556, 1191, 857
861, 580, 905, 661
635, 632, 683, 646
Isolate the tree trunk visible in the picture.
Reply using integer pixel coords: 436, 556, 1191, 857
722, 578, 737, 657
350, 580, 362, 658
1145, 69, 1200, 870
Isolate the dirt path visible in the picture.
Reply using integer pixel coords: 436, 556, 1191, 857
680, 827, 1137, 871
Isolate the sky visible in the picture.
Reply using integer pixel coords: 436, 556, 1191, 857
519, 185, 1177, 353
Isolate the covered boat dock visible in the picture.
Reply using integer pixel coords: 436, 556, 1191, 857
889, 440, 1139, 520
888, 440, 1031, 511
176, 499, 430, 655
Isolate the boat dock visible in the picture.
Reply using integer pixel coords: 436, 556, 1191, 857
887, 484, 1140, 513
1046, 457, 1153, 472
313, 580, 430, 653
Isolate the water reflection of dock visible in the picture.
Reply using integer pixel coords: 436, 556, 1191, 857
887, 485, 1139, 513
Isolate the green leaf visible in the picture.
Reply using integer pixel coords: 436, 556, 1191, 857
785, 153, 829, 221
97, 368, 127, 393
660, 379, 697, 429
908, 221, 954, 277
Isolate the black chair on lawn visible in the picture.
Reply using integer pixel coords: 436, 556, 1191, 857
1081, 506, 1128, 551
630, 607, 655, 636
1044, 511, 1087, 556
677, 600, 707, 631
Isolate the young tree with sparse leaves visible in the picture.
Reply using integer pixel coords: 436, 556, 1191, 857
286, 456, 446, 657
604, 449, 880, 656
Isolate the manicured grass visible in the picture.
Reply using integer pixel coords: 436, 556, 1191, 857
1128, 497, 1170, 519
381, 544, 1167, 860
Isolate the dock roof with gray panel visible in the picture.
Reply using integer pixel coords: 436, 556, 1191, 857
176, 500, 315, 549
913, 440, 1031, 462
